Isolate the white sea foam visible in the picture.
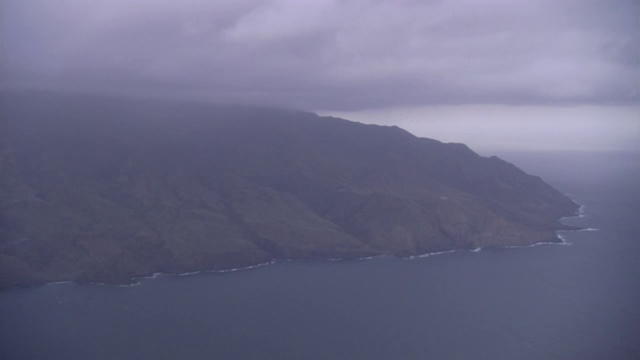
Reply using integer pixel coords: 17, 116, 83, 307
177, 271, 202, 276
497, 237, 573, 249
578, 227, 599, 232
555, 233, 572, 245
117, 282, 141, 287
44, 280, 73, 287
561, 198, 586, 220
136, 272, 163, 280
551, 198, 600, 245
403, 240, 572, 261
578, 204, 585, 214
216, 260, 278, 273
407, 249, 458, 259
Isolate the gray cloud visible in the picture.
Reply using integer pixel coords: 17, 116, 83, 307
2, 0, 638, 111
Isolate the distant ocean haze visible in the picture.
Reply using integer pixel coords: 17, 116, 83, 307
323, 104, 640, 153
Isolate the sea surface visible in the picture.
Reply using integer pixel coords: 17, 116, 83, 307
1, 150, 638, 360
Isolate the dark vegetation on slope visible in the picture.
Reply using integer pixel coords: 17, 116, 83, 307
0, 91, 579, 287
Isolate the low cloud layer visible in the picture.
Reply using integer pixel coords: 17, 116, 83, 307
327, 104, 640, 152
2, 0, 638, 111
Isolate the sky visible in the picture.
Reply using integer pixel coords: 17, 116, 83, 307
2, 0, 639, 152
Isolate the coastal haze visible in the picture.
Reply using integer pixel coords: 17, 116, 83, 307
325, 105, 640, 154
3, 0, 638, 152
1, 0, 639, 359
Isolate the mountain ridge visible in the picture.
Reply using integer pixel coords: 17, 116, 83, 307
0, 91, 579, 288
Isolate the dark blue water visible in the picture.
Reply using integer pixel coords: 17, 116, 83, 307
1, 151, 639, 360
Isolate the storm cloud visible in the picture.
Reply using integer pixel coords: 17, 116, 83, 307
2, 0, 638, 111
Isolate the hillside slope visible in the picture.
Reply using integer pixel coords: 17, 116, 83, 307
0, 91, 579, 287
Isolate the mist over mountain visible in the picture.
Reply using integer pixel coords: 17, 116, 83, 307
0, 91, 579, 287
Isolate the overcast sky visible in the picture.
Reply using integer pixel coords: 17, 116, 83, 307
2, 0, 638, 151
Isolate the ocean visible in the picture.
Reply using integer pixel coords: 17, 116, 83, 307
1, 150, 638, 360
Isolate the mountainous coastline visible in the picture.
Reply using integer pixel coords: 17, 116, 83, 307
0, 91, 579, 288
